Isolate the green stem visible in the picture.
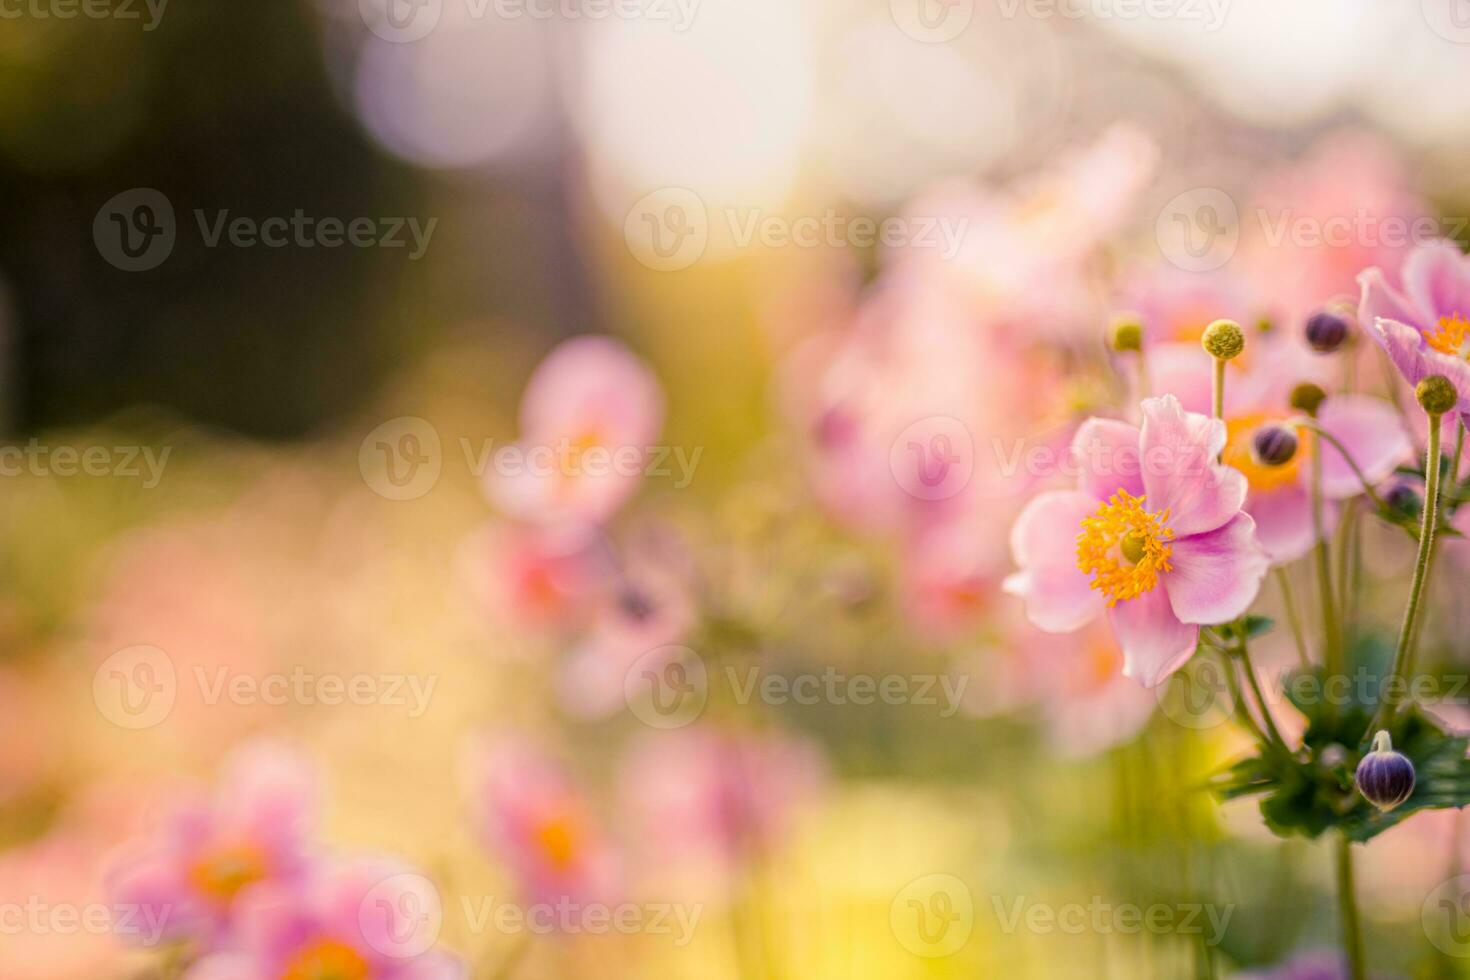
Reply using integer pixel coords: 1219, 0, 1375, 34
1275, 568, 1311, 669
1234, 623, 1287, 751
1309, 424, 1343, 689
1211, 357, 1226, 423
1335, 834, 1367, 980
1369, 412, 1445, 736
1286, 417, 1393, 513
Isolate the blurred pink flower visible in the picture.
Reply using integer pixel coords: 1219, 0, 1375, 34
556, 559, 693, 720
1154, 335, 1408, 562
1116, 264, 1256, 350
903, 124, 1158, 340
1004, 395, 1268, 687
183, 858, 462, 980
1244, 129, 1426, 329
108, 741, 319, 948
485, 335, 664, 529
899, 520, 1005, 637
1027, 620, 1157, 757
618, 726, 825, 890
1358, 239, 1470, 421
458, 521, 608, 633
462, 736, 620, 908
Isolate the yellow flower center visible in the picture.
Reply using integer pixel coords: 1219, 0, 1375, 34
1076, 490, 1174, 606
1426, 313, 1470, 360
282, 939, 370, 980
1222, 412, 1305, 492
188, 843, 267, 903
534, 815, 580, 870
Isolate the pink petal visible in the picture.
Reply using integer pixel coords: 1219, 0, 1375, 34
107, 851, 207, 944
1401, 240, 1470, 323
1163, 513, 1269, 624
1139, 395, 1246, 536
1147, 343, 1214, 417
1107, 587, 1199, 688
1246, 486, 1334, 563
183, 954, 261, 980
1316, 395, 1410, 499
1372, 318, 1470, 417
1071, 417, 1144, 500
1357, 266, 1424, 335
1002, 567, 1104, 634
1008, 490, 1096, 570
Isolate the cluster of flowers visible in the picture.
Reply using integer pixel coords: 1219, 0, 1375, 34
107, 742, 463, 979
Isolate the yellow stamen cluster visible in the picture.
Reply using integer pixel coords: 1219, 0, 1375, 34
1427, 314, 1470, 360
282, 939, 370, 980
1076, 490, 1174, 606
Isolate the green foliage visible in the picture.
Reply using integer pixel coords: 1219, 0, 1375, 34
1212, 664, 1470, 843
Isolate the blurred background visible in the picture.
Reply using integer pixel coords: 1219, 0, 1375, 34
6, 0, 1470, 977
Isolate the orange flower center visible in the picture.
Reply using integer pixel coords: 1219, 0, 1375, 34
1426, 314, 1470, 361
188, 843, 267, 903
534, 815, 580, 870
282, 939, 370, 980
1076, 490, 1174, 606
1222, 412, 1305, 492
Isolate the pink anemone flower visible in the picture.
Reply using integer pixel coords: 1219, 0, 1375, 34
461, 737, 620, 909
1358, 239, 1470, 422
1003, 395, 1269, 687
183, 858, 462, 980
107, 741, 319, 948
486, 335, 665, 529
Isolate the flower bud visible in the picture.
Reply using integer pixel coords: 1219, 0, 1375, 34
1416, 375, 1458, 417
1108, 314, 1144, 353
1385, 480, 1423, 519
1289, 383, 1326, 417
1202, 319, 1245, 361
1251, 424, 1298, 466
1304, 310, 1350, 353
1355, 731, 1415, 811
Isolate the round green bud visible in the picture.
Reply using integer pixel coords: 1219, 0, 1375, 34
1289, 382, 1327, 416
1202, 319, 1245, 361
1108, 314, 1143, 353
1416, 374, 1458, 416
1120, 531, 1148, 565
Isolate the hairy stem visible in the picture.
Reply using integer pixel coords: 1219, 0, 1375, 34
1336, 834, 1367, 980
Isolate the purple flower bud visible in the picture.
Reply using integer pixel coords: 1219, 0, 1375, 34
1251, 424, 1298, 466
1386, 480, 1423, 519
1355, 731, 1415, 811
1304, 310, 1350, 353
